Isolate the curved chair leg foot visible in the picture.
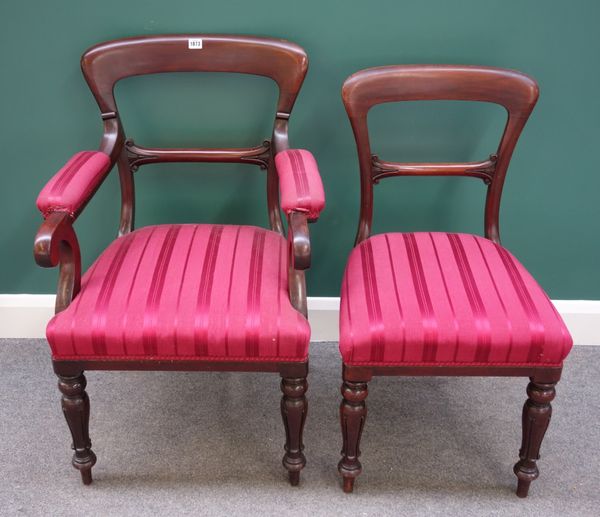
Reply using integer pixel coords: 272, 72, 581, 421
516, 478, 531, 498
281, 377, 308, 486
342, 476, 355, 493
58, 373, 97, 485
78, 465, 95, 485
513, 378, 556, 498
288, 470, 300, 486
339, 380, 368, 493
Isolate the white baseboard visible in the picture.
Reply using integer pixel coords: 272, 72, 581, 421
0, 295, 598, 345
0, 295, 57, 339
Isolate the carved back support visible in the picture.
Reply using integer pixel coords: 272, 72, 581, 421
81, 35, 309, 234
342, 65, 539, 244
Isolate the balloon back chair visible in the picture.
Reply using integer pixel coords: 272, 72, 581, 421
33, 35, 325, 486
338, 65, 572, 496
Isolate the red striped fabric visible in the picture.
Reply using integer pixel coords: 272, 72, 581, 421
36, 151, 111, 217
49, 152, 96, 197
274, 149, 325, 219
143, 226, 181, 356
91, 232, 137, 356
47, 224, 310, 362
447, 233, 492, 362
288, 150, 310, 200
403, 233, 438, 363
359, 240, 385, 362
339, 232, 573, 366
245, 230, 267, 357
194, 225, 225, 357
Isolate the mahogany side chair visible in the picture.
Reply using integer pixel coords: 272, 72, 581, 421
337, 65, 572, 496
33, 35, 325, 486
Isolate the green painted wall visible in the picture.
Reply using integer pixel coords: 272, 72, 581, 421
1, 0, 598, 298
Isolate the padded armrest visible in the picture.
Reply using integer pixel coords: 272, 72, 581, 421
36, 151, 111, 218
274, 149, 325, 220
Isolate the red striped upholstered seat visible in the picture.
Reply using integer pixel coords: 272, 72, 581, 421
339, 232, 572, 366
47, 224, 310, 361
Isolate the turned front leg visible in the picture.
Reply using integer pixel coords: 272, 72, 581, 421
513, 379, 556, 497
339, 380, 368, 493
57, 373, 96, 485
280, 377, 308, 486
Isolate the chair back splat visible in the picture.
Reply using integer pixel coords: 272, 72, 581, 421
81, 35, 308, 235
342, 65, 539, 244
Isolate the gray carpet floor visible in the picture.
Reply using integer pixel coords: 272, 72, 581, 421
0, 339, 598, 516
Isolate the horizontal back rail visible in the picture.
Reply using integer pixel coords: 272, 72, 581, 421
371, 155, 497, 184
125, 140, 271, 170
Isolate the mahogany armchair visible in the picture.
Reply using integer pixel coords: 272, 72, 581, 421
33, 35, 324, 486
338, 65, 572, 496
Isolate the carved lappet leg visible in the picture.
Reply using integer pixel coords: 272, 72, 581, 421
57, 373, 96, 485
280, 377, 308, 486
338, 380, 368, 493
513, 379, 556, 497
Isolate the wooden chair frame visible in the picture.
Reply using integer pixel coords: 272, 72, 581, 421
34, 35, 313, 486
339, 65, 562, 497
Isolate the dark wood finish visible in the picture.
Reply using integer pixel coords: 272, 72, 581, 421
288, 211, 311, 270
338, 379, 368, 493
34, 35, 313, 486
34, 212, 81, 313
341, 364, 562, 495
342, 65, 539, 245
268, 114, 292, 234
52, 359, 308, 377
116, 146, 135, 236
340, 66, 561, 496
343, 364, 562, 383
513, 379, 556, 497
371, 154, 497, 185
280, 376, 308, 485
80, 35, 308, 238
288, 266, 308, 318
286, 211, 311, 315
125, 139, 272, 171
81, 35, 308, 116
57, 373, 96, 484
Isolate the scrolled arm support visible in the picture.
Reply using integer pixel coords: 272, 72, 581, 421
288, 211, 311, 271
33, 116, 126, 313
34, 212, 81, 313
286, 211, 310, 317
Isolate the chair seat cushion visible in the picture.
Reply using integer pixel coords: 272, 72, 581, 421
339, 233, 572, 366
47, 224, 310, 362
